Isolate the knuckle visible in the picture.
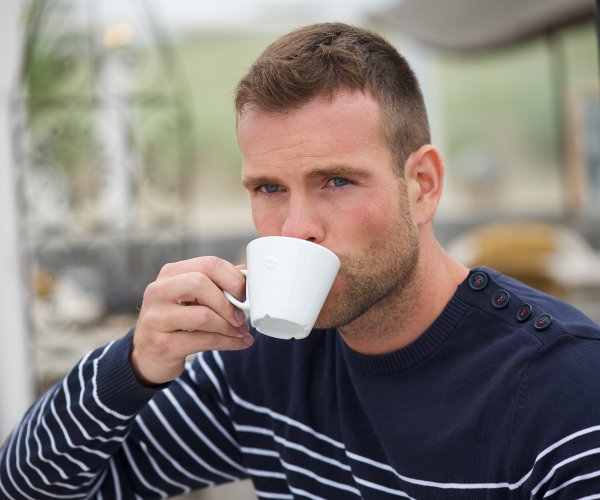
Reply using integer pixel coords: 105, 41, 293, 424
152, 332, 172, 355
143, 281, 159, 301
218, 292, 233, 312
139, 308, 160, 330
189, 271, 208, 290
159, 262, 176, 278
201, 256, 221, 274
203, 332, 220, 350
194, 306, 212, 326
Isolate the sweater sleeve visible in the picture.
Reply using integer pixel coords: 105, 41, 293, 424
0, 331, 247, 499
0, 330, 164, 499
510, 333, 600, 500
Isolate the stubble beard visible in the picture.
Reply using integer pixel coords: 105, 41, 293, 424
313, 200, 420, 331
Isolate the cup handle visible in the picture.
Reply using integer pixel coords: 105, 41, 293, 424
223, 269, 250, 314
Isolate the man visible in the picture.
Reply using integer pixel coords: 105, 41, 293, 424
2, 23, 600, 500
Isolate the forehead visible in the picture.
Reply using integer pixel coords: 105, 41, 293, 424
237, 90, 390, 176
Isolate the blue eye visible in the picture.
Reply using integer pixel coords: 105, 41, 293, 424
331, 178, 348, 187
261, 184, 280, 193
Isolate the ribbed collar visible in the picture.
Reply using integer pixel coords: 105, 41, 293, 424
339, 276, 472, 376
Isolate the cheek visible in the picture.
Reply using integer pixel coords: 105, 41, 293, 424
250, 202, 284, 236
328, 194, 398, 247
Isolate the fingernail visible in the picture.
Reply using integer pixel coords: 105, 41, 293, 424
234, 309, 246, 324
238, 322, 249, 335
243, 333, 254, 346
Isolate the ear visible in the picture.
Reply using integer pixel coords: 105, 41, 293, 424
404, 145, 444, 226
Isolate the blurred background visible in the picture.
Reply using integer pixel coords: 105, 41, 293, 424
0, 0, 599, 498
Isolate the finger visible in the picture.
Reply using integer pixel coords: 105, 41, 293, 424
144, 272, 246, 327
130, 328, 253, 385
174, 329, 254, 354
157, 257, 246, 301
148, 303, 247, 339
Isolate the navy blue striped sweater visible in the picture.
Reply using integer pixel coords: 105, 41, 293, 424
2, 267, 600, 499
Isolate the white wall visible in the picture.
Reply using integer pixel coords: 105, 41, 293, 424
0, 0, 35, 442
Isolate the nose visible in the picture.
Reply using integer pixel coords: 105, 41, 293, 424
280, 194, 325, 243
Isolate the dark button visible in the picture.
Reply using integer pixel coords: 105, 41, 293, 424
516, 304, 532, 322
534, 314, 552, 330
469, 271, 488, 291
492, 290, 510, 309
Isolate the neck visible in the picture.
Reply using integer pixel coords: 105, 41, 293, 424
338, 231, 469, 356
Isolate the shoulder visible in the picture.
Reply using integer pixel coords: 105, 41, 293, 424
469, 269, 600, 495
458, 268, 600, 496
465, 267, 600, 345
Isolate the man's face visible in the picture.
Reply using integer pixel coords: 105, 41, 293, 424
238, 90, 419, 328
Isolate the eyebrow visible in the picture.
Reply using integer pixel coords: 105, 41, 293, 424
242, 165, 372, 189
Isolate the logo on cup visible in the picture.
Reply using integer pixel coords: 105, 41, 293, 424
264, 255, 278, 269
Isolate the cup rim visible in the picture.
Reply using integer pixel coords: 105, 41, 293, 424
247, 236, 339, 262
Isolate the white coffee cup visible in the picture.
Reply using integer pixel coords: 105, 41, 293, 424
224, 236, 340, 340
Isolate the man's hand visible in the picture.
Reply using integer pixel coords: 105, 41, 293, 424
131, 256, 253, 386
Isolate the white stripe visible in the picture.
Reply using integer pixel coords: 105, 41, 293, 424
121, 442, 167, 498
0, 474, 18, 500
32, 389, 75, 480
354, 476, 416, 499
255, 490, 294, 499
138, 440, 191, 495
241, 447, 280, 458
135, 416, 214, 487
92, 342, 134, 421
235, 425, 273, 436
78, 351, 127, 433
173, 378, 240, 449
198, 353, 226, 404
24, 397, 96, 491
227, 388, 344, 450
346, 450, 514, 490
50, 399, 109, 458
5, 420, 43, 500
213, 350, 226, 372
189, 357, 231, 418
64, 372, 124, 443
87, 468, 108, 500
532, 447, 600, 495
40, 410, 89, 472
537, 425, 600, 463
214, 353, 345, 448
5, 417, 87, 499
288, 485, 327, 500
246, 468, 287, 479
276, 435, 350, 471
234, 423, 351, 471
544, 469, 600, 498
109, 458, 122, 500
577, 494, 600, 500
148, 400, 239, 481
163, 389, 246, 473
347, 429, 600, 494
0, 422, 18, 500
280, 459, 360, 496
